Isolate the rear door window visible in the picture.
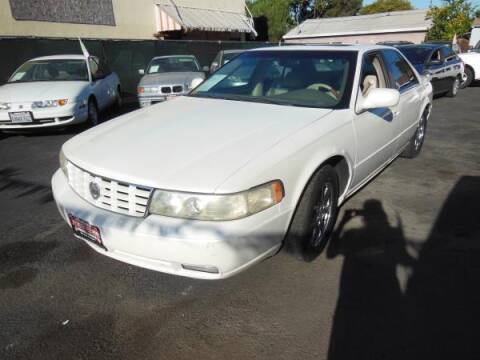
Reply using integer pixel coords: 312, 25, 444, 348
382, 49, 418, 92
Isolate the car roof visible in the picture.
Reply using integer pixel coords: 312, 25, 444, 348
397, 44, 442, 50
28, 55, 87, 61
223, 49, 245, 54
151, 55, 197, 60
247, 44, 398, 53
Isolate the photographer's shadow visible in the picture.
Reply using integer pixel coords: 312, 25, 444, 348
327, 199, 415, 360
327, 176, 480, 360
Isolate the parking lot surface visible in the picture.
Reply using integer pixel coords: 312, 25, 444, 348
1, 89, 479, 360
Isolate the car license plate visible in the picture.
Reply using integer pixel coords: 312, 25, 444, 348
68, 214, 106, 250
9, 111, 33, 123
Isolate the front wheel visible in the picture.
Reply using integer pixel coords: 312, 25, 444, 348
401, 113, 427, 159
87, 98, 99, 127
446, 76, 460, 97
459, 67, 474, 89
285, 165, 339, 261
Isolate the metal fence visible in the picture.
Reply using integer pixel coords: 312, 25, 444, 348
0, 37, 273, 96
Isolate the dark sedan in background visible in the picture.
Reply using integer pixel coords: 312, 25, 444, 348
396, 44, 464, 97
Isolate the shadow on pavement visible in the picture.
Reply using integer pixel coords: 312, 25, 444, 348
327, 176, 480, 360
0, 167, 53, 204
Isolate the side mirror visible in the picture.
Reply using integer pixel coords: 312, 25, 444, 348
138, 69, 145, 75
358, 88, 400, 112
422, 71, 433, 82
210, 62, 219, 72
190, 78, 204, 89
202, 65, 210, 73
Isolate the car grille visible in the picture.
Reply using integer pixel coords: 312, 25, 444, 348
161, 85, 184, 94
66, 162, 153, 217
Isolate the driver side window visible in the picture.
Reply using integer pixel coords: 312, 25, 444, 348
360, 53, 387, 97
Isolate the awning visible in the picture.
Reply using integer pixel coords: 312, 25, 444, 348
156, 3, 256, 35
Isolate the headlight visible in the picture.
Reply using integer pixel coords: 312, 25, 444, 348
149, 180, 284, 221
32, 99, 68, 109
138, 86, 159, 94
0, 102, 10, 110
59, 149, 68, 177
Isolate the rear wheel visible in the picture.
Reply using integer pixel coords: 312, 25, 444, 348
87, 98, 99, 127
459, 67, 474, 89
401, 112, 427, 159
285, 165, 339, 261
446, 76, 460, 97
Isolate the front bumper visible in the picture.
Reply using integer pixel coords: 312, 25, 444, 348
52, 170, 290, 279
138, 94, 184, 108
0, 103, 87, 130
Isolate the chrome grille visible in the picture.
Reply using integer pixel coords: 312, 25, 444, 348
66, 162, 152, 217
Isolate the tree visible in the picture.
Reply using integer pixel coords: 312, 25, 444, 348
248, 0, 292, 41
289, 0, 361, 22
426, 0, 474, 41
359, 0, 413, 15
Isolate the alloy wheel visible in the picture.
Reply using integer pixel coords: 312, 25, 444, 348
311, 182, 334, 247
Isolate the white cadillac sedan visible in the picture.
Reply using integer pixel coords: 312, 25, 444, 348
0, 55, 121, 131
52, 45, 432, 279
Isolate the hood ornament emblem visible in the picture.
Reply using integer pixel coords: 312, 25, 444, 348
89, 182, 101, 200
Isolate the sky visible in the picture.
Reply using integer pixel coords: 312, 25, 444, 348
362, 0, 480, 9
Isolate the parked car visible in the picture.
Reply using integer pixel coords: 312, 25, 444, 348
397, 44, 463, 97
137, 55, 206, 108
376, 41, 413, 46
52, 45, 432, 279
209, 49, 245, 73
0, 55, 121, 131
456, 51, 480, 88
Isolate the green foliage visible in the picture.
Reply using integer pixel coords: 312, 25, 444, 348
359, 0, 413, 15
248, 0, 293, 41
426, 0, 475, 40
290, 0, 361, 21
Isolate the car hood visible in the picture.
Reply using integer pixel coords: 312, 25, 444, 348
63, 96, 332, 193
0, 81, 88, 103
139, 72, 204, 86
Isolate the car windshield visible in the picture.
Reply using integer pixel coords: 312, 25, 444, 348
397, 47, 432, 64
147, 57, 199, 74
9, 59, 88, 82
190, 50, 357, 109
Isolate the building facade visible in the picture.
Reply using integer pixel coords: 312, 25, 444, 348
283, 10, 431, 45
0, 0, 255, 40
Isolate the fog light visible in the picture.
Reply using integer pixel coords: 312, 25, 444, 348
181, 264, 219, 274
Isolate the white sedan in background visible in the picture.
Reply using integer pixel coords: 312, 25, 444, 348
0, 54, 121, 131
458, 51, 480, 88
52, 45, 432, 279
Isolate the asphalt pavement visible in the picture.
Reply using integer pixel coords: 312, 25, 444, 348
1, 89, 479, 360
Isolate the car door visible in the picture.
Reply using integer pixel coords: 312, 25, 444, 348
425, 48, 447, 93
441, 46, 462, 82
381, 49, 423, 154
351, 51, 398, 187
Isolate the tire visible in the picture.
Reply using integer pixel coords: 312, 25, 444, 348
87, 97, 99, 127
285, 165, 339, 262
446, 76, 460, 97
401, 112, 427, 159
459, 67, 474, 89
115, 86, 122, 109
